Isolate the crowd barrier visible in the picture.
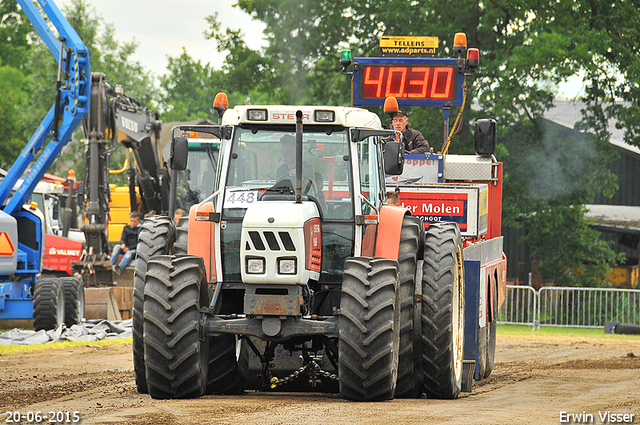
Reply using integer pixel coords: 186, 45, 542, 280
498, 285, 640, 330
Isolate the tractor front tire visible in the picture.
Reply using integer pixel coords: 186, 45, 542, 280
133, 216, 175, 394
338, 257, 400, 401
62, 276, 85, 327
395, 215, 424, 398
33, 277, 64, 331
174, 215, 189, 255
143, 255, 209, 399
421, 222, 465, 399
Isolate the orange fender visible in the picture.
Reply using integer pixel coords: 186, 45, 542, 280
187, 202, 217, 282
373, 206, 408, 261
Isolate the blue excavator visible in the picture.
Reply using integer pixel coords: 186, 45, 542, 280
0, 0, 90, 330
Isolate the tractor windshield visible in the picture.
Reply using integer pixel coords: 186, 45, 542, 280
224, 126, 353, 220
174, 139, 219, 212
356, 136, 386, 214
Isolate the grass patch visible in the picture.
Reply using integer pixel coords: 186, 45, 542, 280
0, 336, 132, 356
498, 324, 640, 340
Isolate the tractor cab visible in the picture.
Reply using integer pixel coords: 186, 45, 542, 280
170, 104, 399, 287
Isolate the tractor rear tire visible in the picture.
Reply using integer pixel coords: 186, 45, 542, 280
395, 215, 424, 398
62, 276, 84, 327
133, 216, 175, 394
421, 222, 465, 399
174, 215, 188, 255
338, 257, 400, 401
33, 277, 64, 331
143, 255, 209, 399
206, 335, 250, 395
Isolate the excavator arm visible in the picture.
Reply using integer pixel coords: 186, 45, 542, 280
79, 73, 166, 272
110, 88, 167, 215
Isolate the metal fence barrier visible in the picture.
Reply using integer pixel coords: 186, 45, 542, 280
497, 285, 640, 330
497, 285, 537, 327
538, 286, 640, 328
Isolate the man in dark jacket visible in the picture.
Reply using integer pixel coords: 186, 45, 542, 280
392, 110, 430, 154
110, 211, 141, 274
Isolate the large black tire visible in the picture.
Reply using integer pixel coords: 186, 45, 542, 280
143, 255, 209, 399
174, 215, 188, 255
484, 320, 497, 378
395, 215, 424, 398
338, 257, 400, 401
206, 335, 250, 395
133, 216, 176, 394
33, 277, 64, 331
477, 324, 488, 379
482, 273, 498, 379
62, 276, 85, 327
614, 323, 640, 335
172, 215, 249, 395
421, 222, 465, 399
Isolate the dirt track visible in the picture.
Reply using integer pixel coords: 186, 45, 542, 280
1, 331, 639, 425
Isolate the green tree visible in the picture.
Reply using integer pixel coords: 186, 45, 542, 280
0, 1, 40, 167
0, 0, 31, 68
204, 13, 273, 105
0, 62, 29, 168
158, 49, 223, 122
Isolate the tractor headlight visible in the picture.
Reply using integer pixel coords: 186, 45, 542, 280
278, 258, 296, 275
314, 110, 335, 122
247, 258, 265, 274
247, 109, 268, 121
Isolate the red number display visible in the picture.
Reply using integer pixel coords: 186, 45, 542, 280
360, 65, 456, 100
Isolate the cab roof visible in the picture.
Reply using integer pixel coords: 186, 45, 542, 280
222, 105, 383, 130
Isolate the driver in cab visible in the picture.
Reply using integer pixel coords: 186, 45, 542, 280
276, 134, 315, 183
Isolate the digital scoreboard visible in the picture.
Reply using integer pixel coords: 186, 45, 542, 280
352, 57, 464, 107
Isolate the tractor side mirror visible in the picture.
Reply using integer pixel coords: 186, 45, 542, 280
384, 141, 404, 175
170, 137, 188, 171
475, 119, 496, 157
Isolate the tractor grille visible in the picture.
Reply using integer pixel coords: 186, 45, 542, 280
248, 231, 296, 252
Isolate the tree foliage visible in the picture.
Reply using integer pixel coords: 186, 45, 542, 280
158, 50, 221, 122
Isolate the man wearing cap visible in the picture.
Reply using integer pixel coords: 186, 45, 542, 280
392, 110, 430, 154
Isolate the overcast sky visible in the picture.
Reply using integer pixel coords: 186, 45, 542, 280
56, 1, 582, 98
60, 0, 266, 77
